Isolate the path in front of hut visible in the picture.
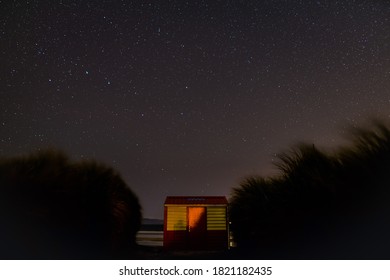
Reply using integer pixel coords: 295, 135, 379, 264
136, 231, 164, 247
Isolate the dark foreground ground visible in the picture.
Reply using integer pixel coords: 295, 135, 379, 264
132, 244, 390, 260
132, 245, 242, 260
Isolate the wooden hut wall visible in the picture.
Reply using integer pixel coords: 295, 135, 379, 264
164, 204, 228, 250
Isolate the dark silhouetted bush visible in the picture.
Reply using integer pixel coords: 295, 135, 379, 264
230, 120, 390, 259
0, 150, 141, 259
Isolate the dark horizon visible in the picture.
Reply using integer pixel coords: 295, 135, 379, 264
1, 1, 390, 219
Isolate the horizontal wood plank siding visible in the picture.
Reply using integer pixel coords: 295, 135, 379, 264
166, 206, 187, 231
207, 207, 227, 230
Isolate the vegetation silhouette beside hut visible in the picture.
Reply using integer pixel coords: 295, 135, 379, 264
0, 150, 141, 259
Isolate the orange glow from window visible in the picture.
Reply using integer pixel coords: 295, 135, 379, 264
188, 207, 206, 231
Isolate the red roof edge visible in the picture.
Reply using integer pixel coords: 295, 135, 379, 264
164, 196, 228, 205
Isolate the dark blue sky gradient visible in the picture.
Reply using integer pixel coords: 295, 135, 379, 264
1, 1, 390, 218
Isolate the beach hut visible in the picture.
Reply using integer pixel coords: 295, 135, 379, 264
163, 196, 229, 250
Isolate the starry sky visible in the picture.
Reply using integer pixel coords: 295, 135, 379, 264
1, 0, 390, 219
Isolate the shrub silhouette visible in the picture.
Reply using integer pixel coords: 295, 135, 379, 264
229, 177, 292, 256
230, 120, 390, 259
0, 150, 141, 259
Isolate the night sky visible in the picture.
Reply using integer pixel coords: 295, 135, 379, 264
1, 1, 390, 219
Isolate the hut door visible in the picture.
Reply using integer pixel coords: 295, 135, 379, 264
188, 207, 207, 248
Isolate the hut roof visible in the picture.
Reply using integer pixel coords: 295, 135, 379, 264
164, 196, 228, 205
